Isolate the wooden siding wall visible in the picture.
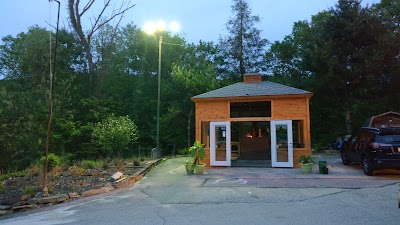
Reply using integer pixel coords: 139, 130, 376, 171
194, 96, 312, 168
195, 101, 229, 165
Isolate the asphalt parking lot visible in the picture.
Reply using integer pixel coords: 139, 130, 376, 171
2, 151, 400, 225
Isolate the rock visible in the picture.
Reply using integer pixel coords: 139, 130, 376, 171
111, 172, 123, 181
27, 194, 69, 205
21, 194, 31, 201
11, 201, 26, 207
1, 194, 32, 206
68, 192, 81, 199
0, 205, 12, 210
11, 204, 36, 211
113, 174, 143, 189
81, 186, 114, 198
0, 210, 10, 216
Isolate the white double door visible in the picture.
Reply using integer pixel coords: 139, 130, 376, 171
209, 120, 293, 167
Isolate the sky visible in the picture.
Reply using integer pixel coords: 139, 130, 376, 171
0, 0, 380, 44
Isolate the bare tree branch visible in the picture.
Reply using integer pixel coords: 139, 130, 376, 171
67, 0, 135, 89
80, 0, 95, 17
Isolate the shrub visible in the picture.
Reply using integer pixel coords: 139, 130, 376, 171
29, 164, 41, 177
0, 183, 4, 193
132, 158, 141, 166
81, 160, 99, 169
178, 148, 189, 155
70, 165, 85, 177
92, 115, 139, 157
23, 185, 36, 195
39, 153, 61, 172
0, 170, 29, 182
298, 155, 315, 164
50, 166, 62, 179
112, 159, 125, 172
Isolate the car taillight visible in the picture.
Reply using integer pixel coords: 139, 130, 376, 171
370, 142, 391, 149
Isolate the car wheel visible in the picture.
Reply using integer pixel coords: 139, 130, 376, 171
341, 150, 349, 165
362, 156, 375, 176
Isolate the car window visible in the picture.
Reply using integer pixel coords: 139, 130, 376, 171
376, 134, 400, 143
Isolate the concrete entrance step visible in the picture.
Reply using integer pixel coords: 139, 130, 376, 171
232, 160, 271, 167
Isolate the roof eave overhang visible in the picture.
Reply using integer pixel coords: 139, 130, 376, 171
191, 93, 313, 102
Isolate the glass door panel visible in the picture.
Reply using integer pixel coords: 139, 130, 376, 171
271, 120, 293, 167
210, 122, 231, 166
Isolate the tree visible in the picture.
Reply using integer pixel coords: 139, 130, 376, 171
218, 0, 268, 81
68, 0, 134, 90
165, 41, 221, 149
0, 27, 81, 171
265, 0, 400, 147
92, 115, 139, 157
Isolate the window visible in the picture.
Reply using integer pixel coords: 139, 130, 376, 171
230, 101, 271, 118
201, 121, 210, 148
292, 120, 304, 148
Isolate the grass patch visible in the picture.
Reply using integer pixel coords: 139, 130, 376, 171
23, 185, 36, 195
0, 170, 29, 182
132, 157, 141, 166
80, 160, 104, 169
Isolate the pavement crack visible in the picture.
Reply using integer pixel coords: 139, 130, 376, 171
200, 178, 208, 187
154, 207, 167, 225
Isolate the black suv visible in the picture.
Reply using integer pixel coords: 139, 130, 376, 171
341, 127, 400, 175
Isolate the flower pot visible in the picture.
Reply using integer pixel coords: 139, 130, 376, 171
185, 163, 194, 174
318, 161, 328, 174
194, 163, 206, 174
300, 163, 313, 174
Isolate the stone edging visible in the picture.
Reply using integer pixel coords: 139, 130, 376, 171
0, 158, 164, 216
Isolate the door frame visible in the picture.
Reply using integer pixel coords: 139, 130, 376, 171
270, 120, 293, 167
210, 121, 231, 166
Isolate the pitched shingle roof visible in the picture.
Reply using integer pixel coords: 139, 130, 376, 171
192, 81, 312, 99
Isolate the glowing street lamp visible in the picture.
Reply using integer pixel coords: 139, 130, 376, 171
144, 20, 180, 157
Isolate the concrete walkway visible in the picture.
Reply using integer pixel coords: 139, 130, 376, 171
201, 151, 400, 189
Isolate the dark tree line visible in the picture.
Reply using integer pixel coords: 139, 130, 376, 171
0, 0, 399, 170
266, 0, 400, 147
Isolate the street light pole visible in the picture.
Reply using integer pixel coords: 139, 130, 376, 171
143, 20, 179, 157
156, 36, 162, 153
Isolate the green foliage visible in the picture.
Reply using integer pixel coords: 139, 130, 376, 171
178, 148, 189, 155
189, 141, 206, 165
91, 115, 139, 157
0, 170, 29, 182
23, 185, 36, 195
80, 160, 103, 169
266, 0, 400, 147
132, 157, 141, 166
0, 183, 4, 193
313, 143, 327, 153
218, 0, 268, 81
39, 153, 61, 172
1, 1, 400, 172
298, 155, 314, 164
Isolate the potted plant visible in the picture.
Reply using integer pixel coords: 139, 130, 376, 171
298, 155, 314, 174
189, 140, 206, 174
